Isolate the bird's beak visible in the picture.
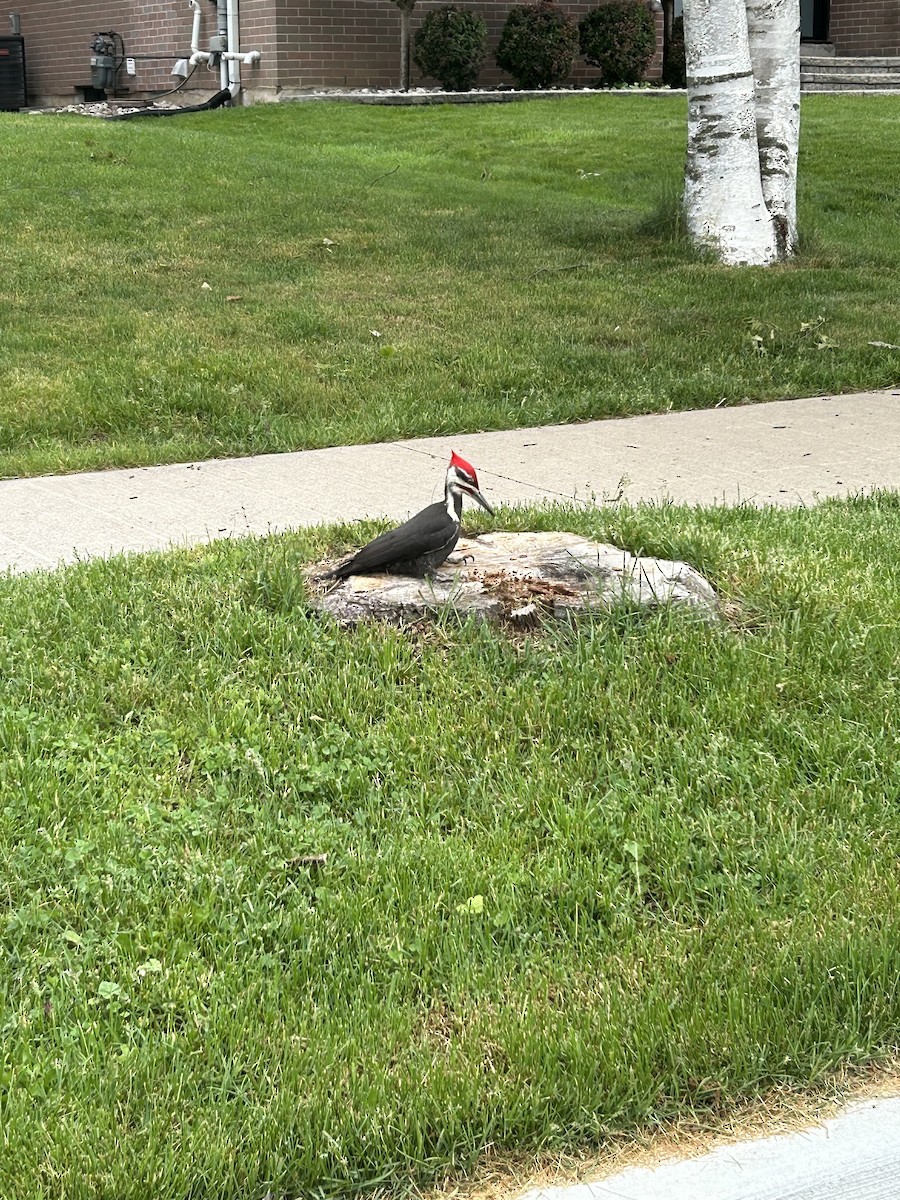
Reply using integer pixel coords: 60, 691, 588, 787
463, 483, 494, 515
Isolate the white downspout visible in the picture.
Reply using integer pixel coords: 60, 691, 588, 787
188, 0, 203, 62
226, 0, 241, 95
187, 0, 260, 99
216, 0, 228, 91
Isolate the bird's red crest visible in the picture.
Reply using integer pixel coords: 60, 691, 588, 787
450, 450, 478, 485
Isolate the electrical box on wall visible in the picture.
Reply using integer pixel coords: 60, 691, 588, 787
89, 32, 118, 92
0, 36, 26, 111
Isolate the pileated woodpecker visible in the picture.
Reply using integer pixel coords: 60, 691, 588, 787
327, 451, 494, 580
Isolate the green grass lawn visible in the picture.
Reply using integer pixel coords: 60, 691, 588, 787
2, 496, 900, 1198
1, 95, 898, 479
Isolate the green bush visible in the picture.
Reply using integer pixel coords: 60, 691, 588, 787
495, 0, 579, 89
663, 13, 686, 88
413, 5, 488, 91
578, 1, 656, 87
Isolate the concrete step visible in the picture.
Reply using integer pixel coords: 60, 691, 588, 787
802, 72, 900, 84
802, 56, 900, 69
800, 55, 900, 91
803, 84, 900, 92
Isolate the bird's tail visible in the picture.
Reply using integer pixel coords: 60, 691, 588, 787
323, 560, 353, 581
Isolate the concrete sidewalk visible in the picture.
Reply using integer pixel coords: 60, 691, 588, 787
1, 387, 898, 573
522, 1094, 900, 1200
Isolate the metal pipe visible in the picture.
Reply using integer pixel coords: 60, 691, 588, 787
226, 0, 240, 94
186, 0, 259, 95
216, 0, 228, 91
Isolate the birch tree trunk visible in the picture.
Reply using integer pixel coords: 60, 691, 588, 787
746, 0, 801, 257
682, 0, 800, 266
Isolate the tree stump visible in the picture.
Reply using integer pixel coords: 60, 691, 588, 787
309, 531, 718, 627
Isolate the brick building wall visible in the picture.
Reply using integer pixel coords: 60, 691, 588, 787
125, 2, 189, 92
10, 0, 898, 106
11, 0, 275, 104
12, 0, 660, 103
268, 0, 662, 93
240, 0, 280, 90
16, 1, 191, 102
829, 0, 900, 56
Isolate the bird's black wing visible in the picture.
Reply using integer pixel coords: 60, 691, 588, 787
329, 503, 451, 578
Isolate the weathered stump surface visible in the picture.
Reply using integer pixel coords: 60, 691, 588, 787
309, 532, 718, 627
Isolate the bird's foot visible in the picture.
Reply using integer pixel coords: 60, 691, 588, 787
446, 553, 475, 566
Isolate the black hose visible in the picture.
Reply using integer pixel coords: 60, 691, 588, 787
107, 62, 200, 106
111, 32, 126, 72
102, 88, 233, 120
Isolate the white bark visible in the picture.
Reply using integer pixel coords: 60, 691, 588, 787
746, 0, 801, 257
682, 0, 778, 266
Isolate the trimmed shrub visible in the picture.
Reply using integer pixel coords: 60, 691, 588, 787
663, 14, 686, 88
495, 0, 579, 90
413, 6, 488, 91
578, 1, 656, 87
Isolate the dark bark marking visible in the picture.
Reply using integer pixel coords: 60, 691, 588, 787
688, 69, 755, 87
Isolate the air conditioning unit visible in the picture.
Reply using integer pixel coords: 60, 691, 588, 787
0, 36, 26, 111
